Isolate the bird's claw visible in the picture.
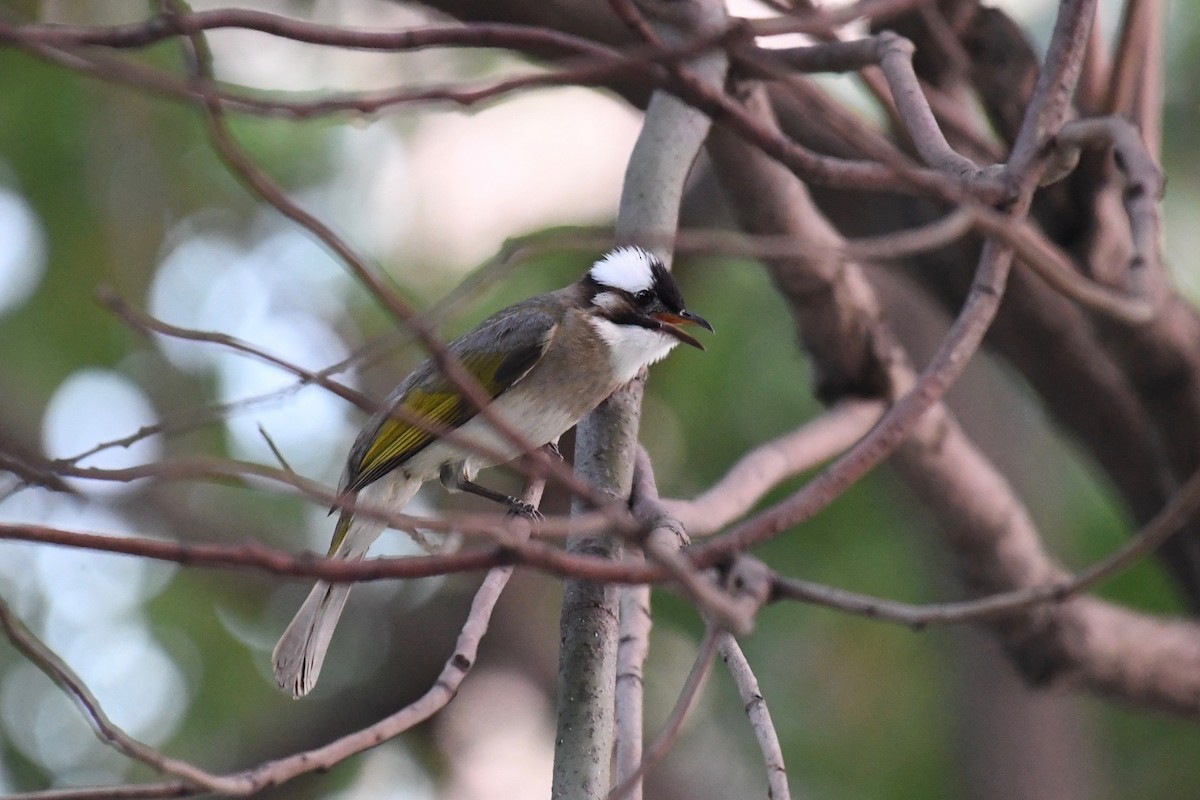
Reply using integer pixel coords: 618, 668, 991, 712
507, 499, 543, 520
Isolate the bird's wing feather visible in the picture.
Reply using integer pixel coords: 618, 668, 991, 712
340, 307, 558, 498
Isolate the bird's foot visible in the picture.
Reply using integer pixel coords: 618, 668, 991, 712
507, 499, 544, 520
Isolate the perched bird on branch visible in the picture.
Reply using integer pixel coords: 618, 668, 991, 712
273, 246, 711, 697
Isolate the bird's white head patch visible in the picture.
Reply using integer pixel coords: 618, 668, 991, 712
588, 247, 659, 294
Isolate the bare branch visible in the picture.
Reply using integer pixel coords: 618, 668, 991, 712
717, 635, 790, 800
553, 0, 728, 793
769, 32, 993, 179
613, 566, 652, 800
96, 287, 371, 411
699, 0, 1102, 561
0, 597, 226, 793
3, 784, 189, 800
607, 625, 720, 800
661, 400, 883, 535
0, 10, 619, 60
748, 0, 944, 37
2, 468, 552, 798
1049, 115, 1166, 300
165, 9, 606, 513
631, 447, 756, 633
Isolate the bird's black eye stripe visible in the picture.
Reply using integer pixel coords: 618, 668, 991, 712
634, 289, 654, 305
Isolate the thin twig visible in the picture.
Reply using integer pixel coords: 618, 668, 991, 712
0, 596, 226, 792
13, 442, 1200, 601
717, 635, 790, 800
697, 0, 1100, 563
97, 287, 371, 411
767, 33, 988, 178
167, 8, 606, 510
255, 424, 293, 474
1, 460, 553, 798
1, 11, 620, 59
749, 0, 940, 37
99, 287, 542, 472
6, 454, 1200, 638
660, 400, 884, 535
60, 230, 585, 470
774, 462, 1200, 627
2, 784, 190, 799
632, 447, 757, 633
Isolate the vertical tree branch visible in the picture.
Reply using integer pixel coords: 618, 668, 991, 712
613, 571, 652, 800
551, 1, 728, 796
555, 380, 649, 798
608, 626, 720, 800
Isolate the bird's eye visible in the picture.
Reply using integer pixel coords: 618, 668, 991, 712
634, 289, 654, 306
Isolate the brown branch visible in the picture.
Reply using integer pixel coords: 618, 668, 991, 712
0, 11, 738, 122
2, 33, 640, 120
2, 470, 551, 798
748, 0, 941, 37
772, 461, 1200, 629
0, 10, 620, 60
698, 0, 1101, 561
167, 12, 609, 512
9, 444, 1200, 720
38, 446, 636, 540
1049, 116, 1166, 300
57, 231, 581, 471
501, 210, 979, 265
3, 784, 189, 799
5, 3, 1061, 216
97, 288, 553, 475
695, 0, 1200, 716
767, 32, 991, 179
96, 287, 371, 411
1125, 0, 1165, 156
631, 448, 757, 634
752, 41, 1149, 323
717, 635, 790, 800
0, 451, 76, 498
1102, 0, 1160, 123
9, 447, 1200, 627
0, 597, 225, 793
846, 0, 1200, 602
1075, 5, 1109, 114
660, 400, 883, 535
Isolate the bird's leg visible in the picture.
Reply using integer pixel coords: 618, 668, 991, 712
439, 464, 542, 519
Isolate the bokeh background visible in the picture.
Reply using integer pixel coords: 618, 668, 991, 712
2, 0, 1200, 797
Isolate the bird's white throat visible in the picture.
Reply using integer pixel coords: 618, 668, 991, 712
588, 316, 678, 384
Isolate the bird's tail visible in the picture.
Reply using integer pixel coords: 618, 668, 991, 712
272, 512, 381, 699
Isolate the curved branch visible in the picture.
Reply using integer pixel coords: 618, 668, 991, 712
1, 473, 551, 798
661, 400, 883, 535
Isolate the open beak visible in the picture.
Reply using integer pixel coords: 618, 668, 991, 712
652, 310, 714, 350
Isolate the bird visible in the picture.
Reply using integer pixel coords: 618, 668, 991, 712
272, 246, 712, 698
